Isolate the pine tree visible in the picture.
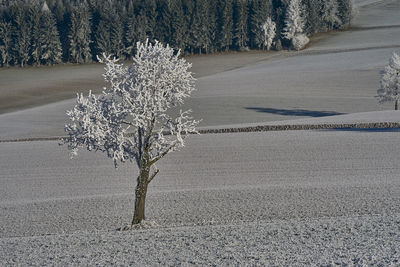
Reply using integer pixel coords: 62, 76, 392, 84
337, 0, 352, 29
271, 0, 286, 48
234, 0, 249, 50
182, 0, 195, 53
39, 1, 62, 65
68, 2, 92, 64
144, 0, 157, 41
125, 11, 148, 57
249, 0, 271, 49
0, 21, 12, 67
321, 0, 341, 31
218, 0, 234, 51
11, 3, 32, 67
282, 0, 304, 40
282, 0, 309, 50
207, 0, 218, 53
190, 0, 210, 54
155, 0, 172, 44
169, 0, 187, 51
30, 3, 42, 65
302, 0, 321, 35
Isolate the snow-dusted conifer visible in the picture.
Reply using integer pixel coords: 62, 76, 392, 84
168, 0, 186, 52
0, 21, 12, 67
282, 0, 309, 50
259, 17, 276, 50
12, 4, 32, 67
30, 4, 42, 65
249, 0, 271, 49
68, 2, 92, 63
38, 1, 62, 65
64, 40, 200, 226
377, 53, 400, 110
233, 0, 249, 50
125, 12, 148, 57
337, 0, 352, 29
321, 0, 341, 31
218, 0, 234, 51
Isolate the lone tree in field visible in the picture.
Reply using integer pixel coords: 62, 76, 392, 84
377, 52, 400, 110
64, 40, 200, 226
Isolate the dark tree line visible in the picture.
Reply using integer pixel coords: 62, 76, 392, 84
0, 0, 352, 67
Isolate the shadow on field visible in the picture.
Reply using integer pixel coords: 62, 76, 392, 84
324, 127, 400, 132
245, 107, 345, 117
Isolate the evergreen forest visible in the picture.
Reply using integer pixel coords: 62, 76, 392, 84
0, 0, 352, 67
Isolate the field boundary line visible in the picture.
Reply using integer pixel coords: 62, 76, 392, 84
1, 122, 399, 143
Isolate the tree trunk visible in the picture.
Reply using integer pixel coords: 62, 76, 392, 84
395, 99, 398, 110
131, 167, 150, 225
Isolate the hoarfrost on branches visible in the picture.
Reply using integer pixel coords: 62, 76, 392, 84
260, 17, 276, 51
321, 0, 341, 31
64, 40, 200, 225
282, 0, 309, 50
377, 52, 400, 110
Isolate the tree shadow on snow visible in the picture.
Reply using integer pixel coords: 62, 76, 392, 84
245, 107, 345, 117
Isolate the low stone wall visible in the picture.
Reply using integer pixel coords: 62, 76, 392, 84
198, 122, 400, 134
1, 122, 400, 143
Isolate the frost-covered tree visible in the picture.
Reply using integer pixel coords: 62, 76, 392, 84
249, 0, 271, 49
124, 11, 148, 57
377, 53, 400, 110
0, 21, 12, 67
217, 0, 234, 51
321, 0, 341, 31
168, 0, 187, 52
282, 0, 309, 50
11, 4, 32, 67
38, 2, 63, 65
30, 4, 42, 66
233, 0, 249, 50
64, 40, 200, 226
337, 0, 352, 29
259, 17, 276, 50
68, 2, 92, 64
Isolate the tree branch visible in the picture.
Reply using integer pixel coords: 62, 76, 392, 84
147, 169, 159, 184
148, 141, 178, 166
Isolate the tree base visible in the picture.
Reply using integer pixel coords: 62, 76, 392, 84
117, 220, 159, 231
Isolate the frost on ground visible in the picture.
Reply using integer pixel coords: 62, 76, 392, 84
1, 214, 399, 266
1, 0, 400, 264
1, 129, 400, 264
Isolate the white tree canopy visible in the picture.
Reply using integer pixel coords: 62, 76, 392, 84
282, 0, 305, 40
261, 17, 276, 51
64, 40, 200, 168
377, 52, 400, 106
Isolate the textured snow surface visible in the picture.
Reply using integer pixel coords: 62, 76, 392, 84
1, 1, 400, 265
2, 215, 399, 266
1, 130, 400, 264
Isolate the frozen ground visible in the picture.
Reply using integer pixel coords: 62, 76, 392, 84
1, 0, 400, 265
1, 129, 400, 265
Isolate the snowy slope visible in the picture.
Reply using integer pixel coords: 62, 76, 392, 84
0, 0, 399, 140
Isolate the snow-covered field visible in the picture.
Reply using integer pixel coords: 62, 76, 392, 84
1, 0, 400, 265
1, 129, 400, 265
